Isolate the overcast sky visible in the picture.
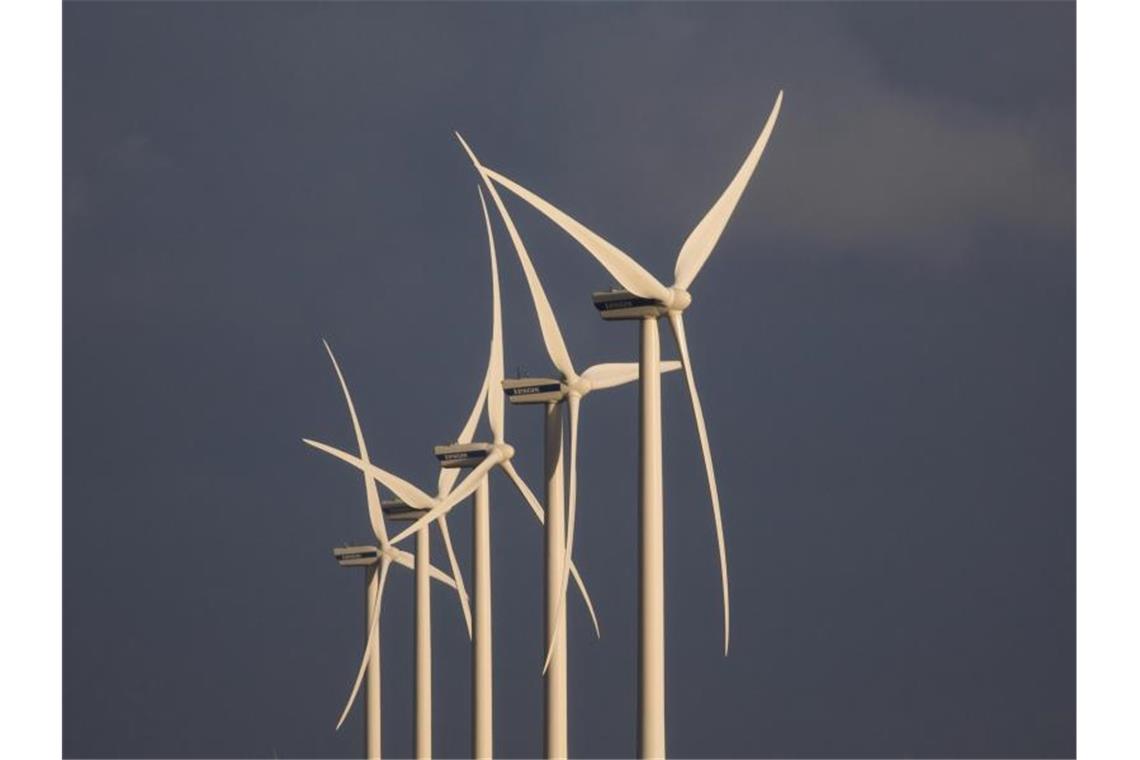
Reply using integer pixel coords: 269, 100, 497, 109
64, 3, 1074, 758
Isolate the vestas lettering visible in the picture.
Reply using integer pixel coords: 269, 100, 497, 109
443, 450, 487, 460
603, 300, 635, 309
595, 296, 659, 311
507, 383, 561, 395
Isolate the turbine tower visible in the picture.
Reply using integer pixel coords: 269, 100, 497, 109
305, 188, 600, 760
330, 545, 384, 760
379, 498, 439, 760
472, 91, 784, 758
315, 340, 470, 760
458, 134, 681, 758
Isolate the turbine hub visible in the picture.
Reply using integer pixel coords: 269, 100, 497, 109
567, 378, 590, 397
499, 443, 516, 460
666, 287, 691, 311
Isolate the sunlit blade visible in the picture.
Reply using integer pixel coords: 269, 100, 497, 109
439, 375, 490, 498
667, 312, 730, 654
542, 394, 581, 673
436, 514, 473, 638
321, 340, 388, 546
336, 557, 390, 731
674, 91, 783, 291
386, 545, 461, 592
458, 134, 577, 380
478, 187, 506, 444
388, 546, 415, 573
580, 360, 683, 391
500, 459, 600, 638
483, 167, 670, 302
303, 438, 433, 510
389, 452, 503, 546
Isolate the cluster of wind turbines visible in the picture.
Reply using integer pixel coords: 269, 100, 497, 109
305, 90, 783, 760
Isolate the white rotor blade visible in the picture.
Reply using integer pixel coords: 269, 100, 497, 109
439, 375, 490, 498
389, 451, 503, 546
542, 393, 581, 673
387, 545, 463, 593
458, 134, 577, 380
436, 514, 473, 638
321, 340, 388, 546
478, 187, 506, 443
499, 459, 600, 638
303, 438, 434, 511
483, 167, 670, 302
581, 360, 683, 391
336, 556, 391, 731
667, 312, 730, 654
674, 91, 783, 291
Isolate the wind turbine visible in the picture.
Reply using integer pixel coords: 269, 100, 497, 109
315, 339, 471, 760
457, 134, 682, 758
473, 91, 784, 757
305, 187, 601, 760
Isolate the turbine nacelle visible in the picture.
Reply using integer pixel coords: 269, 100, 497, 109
433, 441, 514, 468
333, 545, 381, 568
502, 377, 567, 404
380, 499, 422, 522
434, 441, 495, 468
591, 287, 691, 320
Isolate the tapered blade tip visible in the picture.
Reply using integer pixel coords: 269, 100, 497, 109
454, 130, 475, 157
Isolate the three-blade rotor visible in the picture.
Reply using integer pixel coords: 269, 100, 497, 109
314, 341, 472, 728
460, 132, 681, 668
465, 91, 784, 654
306, 187, 604, 699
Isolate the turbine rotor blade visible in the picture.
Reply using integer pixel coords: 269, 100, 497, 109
321, 340, 388, 546
439, 375, 490, 498
499, 459, 601, 638
389, 451, 503, 546
303, 439, 433, 511
667, 312, 730, 654
478, 187, 506, 443
543, 393, 581, 673
387, 545, 461, 592
581, 360, 683, 391
674, 90, 783, 291
458, 134, 577, 380
436, 514, 473, 638
483, 167, 670, 302
336, 557, 391, 731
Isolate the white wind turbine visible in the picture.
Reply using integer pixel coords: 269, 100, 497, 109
457, 133, 682, 758
305, 187, 600, 760
475, 91, 784, 757
315, 339, 471, 760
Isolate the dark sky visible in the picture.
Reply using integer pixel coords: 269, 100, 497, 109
63, 2, 1074, 758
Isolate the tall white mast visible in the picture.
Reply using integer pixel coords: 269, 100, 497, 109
364, 564, 382, 760
414, 526, 432, 760
544, 402, 569, 758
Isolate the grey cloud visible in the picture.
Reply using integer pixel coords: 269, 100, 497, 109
469, 4, 1073, 263
764, 90, 1074, 256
